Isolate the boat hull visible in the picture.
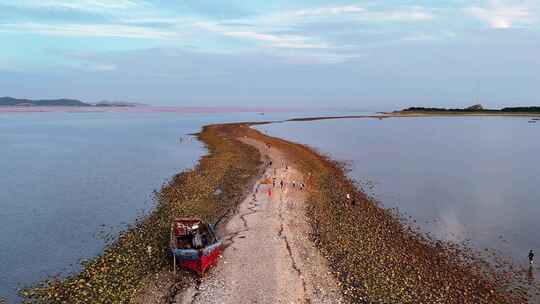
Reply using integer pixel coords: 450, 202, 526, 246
172, 241, 222, 274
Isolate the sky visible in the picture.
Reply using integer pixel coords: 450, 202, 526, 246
0, 0, 539, 109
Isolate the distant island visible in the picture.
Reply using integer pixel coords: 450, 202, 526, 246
0, 97, 146, 107
0, 96, 90, 107
399, 104, 540, 114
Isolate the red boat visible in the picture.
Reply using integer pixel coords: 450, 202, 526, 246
169, 218, 222, 274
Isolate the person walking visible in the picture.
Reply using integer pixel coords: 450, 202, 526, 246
280, 180, 284, 189
529, 250, 535, 265
346, 193, 356, 206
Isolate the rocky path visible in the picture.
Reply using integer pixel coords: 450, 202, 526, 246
176, 138, 343, 304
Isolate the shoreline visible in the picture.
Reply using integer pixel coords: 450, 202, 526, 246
21, 119, 535, 303
218, 111, 540, 129
387, 111, 540, 117
21, 124, 263, 303
235, 124, 531, 303
286, 112, 540, 122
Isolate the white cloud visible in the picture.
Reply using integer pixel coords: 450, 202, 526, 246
272, 5, 434, 23
292, 5, 366, 17
0, 2, 442, 66
190, 5, 437, 64
0, 22, 176, 39
358, 8, 434, 22
195, 5, 435, 49
467, 1, 535, 29
3, 0, 142, 13
195, 21, 328, 49
223, 31, 328, 49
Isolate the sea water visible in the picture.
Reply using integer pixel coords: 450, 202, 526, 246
0, 109, 354, 302
257, 116, 540, 273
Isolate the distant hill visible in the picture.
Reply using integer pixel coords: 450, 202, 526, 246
0, 96, 90, 107
401, 104, 540, 113
0, 97, 148, 107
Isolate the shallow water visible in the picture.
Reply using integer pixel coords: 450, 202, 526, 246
257, 117, 540, 273
1, 109, 360, 302
0, 112, 207, 302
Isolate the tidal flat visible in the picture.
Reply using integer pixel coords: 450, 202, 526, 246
8, 114, 539, 303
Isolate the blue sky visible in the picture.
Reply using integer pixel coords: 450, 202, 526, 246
0, 0, 539, 109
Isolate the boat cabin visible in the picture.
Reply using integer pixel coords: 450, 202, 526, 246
170, 218, 222, 274
172, 218, 217, 250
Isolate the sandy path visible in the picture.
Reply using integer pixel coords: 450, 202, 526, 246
176, 138, 343, 304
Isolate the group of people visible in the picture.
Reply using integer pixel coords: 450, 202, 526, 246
271, 175, 305, 191
271, 177, 302, 189
264, 157, 306, 192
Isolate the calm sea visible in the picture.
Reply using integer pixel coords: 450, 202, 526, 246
257, 117, 540, 273
0, 109, 361, 302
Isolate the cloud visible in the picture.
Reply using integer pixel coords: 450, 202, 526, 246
188, 5, 436, 60
272, 5, 434, 23
0, 2, 442, 67
2, 0, 141, 13
357, 8, 434, 22
292, 5, 366, 17
0, 22, 176, 39
194, 21, 328, 49
223, 31, 328, 49
467, 1, 535, 29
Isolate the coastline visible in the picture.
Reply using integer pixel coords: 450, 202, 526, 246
386, 111, 540, 117
22, 119, 533, 303
243, 111, 540, 126
236, 124, 529, 303
286, 112, 540, 122
20, 124, 263, 303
